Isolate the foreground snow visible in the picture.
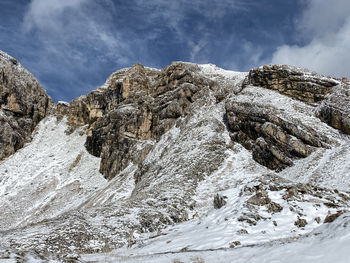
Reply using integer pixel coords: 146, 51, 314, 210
82, 214, 350, 263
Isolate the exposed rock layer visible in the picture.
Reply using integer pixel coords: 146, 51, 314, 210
64, 63, 350, 176
244, 65, 350, 135
244, 65, 339, 103
225, 100, 330, 171
317, 83, 350, 134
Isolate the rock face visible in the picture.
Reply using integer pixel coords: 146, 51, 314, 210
244, 65, 350, 134
0, 51, 52, 160
62, 63, 350, 175
244, 65, 350, 135
67, 62, 217, 179
317, 83, 350, 134
244, 65, 339, 103
225, 100, 331, 171
226, 64, 349, 171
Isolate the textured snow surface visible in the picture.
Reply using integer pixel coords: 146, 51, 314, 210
199, 63, 247, 94
83, 214, 350, 263
0, 117, 107, 231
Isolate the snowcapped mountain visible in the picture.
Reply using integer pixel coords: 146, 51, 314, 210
0, 50, 349, 262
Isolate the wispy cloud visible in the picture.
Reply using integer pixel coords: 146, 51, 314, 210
22, 0, 129, 65
22, 0, 247, 68
20, 0, 136, 101
271, 0, 350, 78
12, 0, 282, 102
132, 0, 248, 62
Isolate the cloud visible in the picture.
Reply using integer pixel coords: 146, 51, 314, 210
20, 0, 136, 101
22, 0, 247, 67
271, 0, 350, 78
22, 0, 128, 64
18, 0, 252, 102
23, 0, 87, 32
132, 0, 248, 61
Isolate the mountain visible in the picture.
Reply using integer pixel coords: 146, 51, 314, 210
0, 50, 349, 262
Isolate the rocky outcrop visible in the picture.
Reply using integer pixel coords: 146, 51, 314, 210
244, 65, 339, 103
225, 100, 330, 171
0, 50, 52, 160
317, 83, 350, 134
239, 174, 349, 226
227, 64, 349, 171
214, 193, 227, 209
64, 62, 349, 176
67, 62, 217, 179
67, 63, 158, 128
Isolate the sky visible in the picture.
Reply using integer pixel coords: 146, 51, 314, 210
0, 0, 349, 102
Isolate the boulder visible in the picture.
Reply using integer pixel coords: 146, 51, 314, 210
214, 193, 227, 209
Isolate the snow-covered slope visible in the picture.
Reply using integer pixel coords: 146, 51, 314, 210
83, 214, 350, 263
0, 117, 107, 231
0, 63, 349, 262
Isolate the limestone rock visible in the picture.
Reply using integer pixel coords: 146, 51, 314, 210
317, 83, 350, 134
0, 50, 52, 160
244, 64, 350, 135
324, 211, 345, 223
68, 62, 217, 179
225, 101, 329, 171
244, 64, 338, 103
294, 218, 307, 228
55, 101, 69, 116
214, 193, 227, 209
267, 201, 283, 213
247, 190, 271, 206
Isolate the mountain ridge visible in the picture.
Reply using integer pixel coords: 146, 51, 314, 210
0, 50, 349, 262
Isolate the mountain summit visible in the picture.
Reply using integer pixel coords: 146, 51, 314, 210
0, 50, 349, 262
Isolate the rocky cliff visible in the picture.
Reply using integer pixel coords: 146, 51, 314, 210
0, 51, 52, 160
244, 65, 350, 135
63, 63, 349, 176
226, 65, 350, 171
66, 62, 218, 180
0, 52, 349, 261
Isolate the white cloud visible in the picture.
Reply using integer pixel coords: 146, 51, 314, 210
23, 0, 87, 32
271, 0, 350, 78
22, 0, 129, 66
189, 39, 208, 62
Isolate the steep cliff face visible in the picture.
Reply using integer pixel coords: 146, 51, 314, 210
317, 84, 350, 134
0, 51, 52, 160
244, 64, 350, 135
68, 62, 218, 179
